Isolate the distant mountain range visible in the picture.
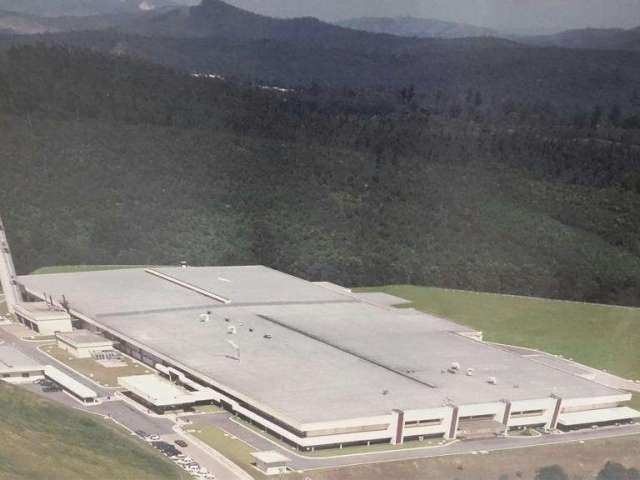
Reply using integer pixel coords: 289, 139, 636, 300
336, 16, 498, 39
1, 2, 639, 54
338, 15, 640, 52
0, 0, 196, 17
0, 0, 639, 114
516, 26, 640, 51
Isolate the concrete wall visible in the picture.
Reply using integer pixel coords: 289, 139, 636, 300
561, 394, 632, 413
402, 406, 453, 439
36, 319, 73, 336
0, 368, 44, 384
508, 398, 557, 428
58, 341, 113, 358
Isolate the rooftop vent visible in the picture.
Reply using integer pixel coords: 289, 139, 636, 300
263, 334, 272, 339
466, 368, 475, 377
200, 313, 211, 323
226, 339, 240, 360
487, 376, 498, 385
227, 325, 237, 335
448, 362, 461, 374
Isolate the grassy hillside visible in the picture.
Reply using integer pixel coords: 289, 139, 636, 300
0, 382, 187, 480
361, 285, 640, 398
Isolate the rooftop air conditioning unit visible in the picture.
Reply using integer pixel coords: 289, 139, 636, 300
487, 376, 498, 385
451, 362, 460, 371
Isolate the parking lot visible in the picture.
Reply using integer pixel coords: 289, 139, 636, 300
129, 429, 246, 480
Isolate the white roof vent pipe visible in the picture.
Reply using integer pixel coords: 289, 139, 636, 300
466, 368, 475, 376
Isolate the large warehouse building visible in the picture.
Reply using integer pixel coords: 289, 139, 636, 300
16, 266, 639, 450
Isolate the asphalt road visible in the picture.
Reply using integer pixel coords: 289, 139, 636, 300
194, 412, 640, 470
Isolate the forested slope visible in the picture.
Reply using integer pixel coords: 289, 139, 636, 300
1, 45, 639, 305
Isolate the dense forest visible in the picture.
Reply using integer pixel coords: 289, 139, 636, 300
0, 44, 639, 306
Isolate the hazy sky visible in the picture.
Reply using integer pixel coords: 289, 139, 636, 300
224, 0, 640, 33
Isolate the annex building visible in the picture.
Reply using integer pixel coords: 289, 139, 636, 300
16, 266, 639, 450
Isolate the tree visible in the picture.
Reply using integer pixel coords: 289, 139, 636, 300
535, 465, 569, 480
597, 462, 639, 480
608, 105, 622, 127
590, 105, 603, 129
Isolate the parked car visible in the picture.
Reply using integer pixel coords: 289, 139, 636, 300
175, 440, 188, 448
43, 386, 62, 393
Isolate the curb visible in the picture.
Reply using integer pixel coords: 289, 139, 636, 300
175, 424, 255, 480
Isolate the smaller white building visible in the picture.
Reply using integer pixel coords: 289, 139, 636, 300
14, 302, 72, 336
44, 365, 98, 403
251, 451, 291, 475
56, 330, 114, 358
118, 373, 218, 413
0, 345, 45, 383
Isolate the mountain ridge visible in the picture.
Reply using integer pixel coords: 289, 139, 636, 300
516, 26, 640, 51
336, 16, 498, 39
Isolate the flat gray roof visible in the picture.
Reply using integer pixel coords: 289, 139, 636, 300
0, 345, 42, 369
18, 267, 622, 425
56, 330, 113, 346
152, 266, 356, 305
20, 269, 217, 317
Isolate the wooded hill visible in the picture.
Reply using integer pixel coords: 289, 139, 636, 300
1, 44, 639, 306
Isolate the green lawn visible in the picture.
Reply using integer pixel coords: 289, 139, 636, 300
31, 265, 148, 275
0, 295, 7, 315
0, 382, 189, 480
184, 424, 267, 479
359, 286, 640, 406
40, 345, 154, 388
